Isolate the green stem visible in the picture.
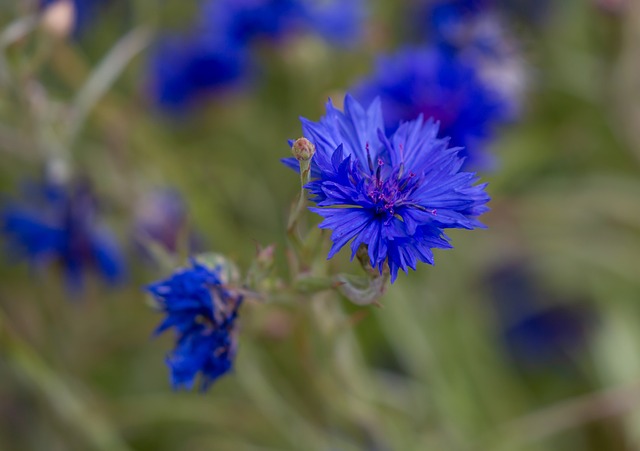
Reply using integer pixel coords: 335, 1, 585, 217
286, 158, 312, 270
67, 26, 153, 148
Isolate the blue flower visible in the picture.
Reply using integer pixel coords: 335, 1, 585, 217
148, 32, 251, 113
148, 0, 364, 112
203, 0, 364, 46
486, 261, 593, 368
203, 0, 308, 45
1, 179, 126, 291
302, 0, 366, 46
286, 95, 490, 282
354, 46, 510, 170
146, 258, 243, 391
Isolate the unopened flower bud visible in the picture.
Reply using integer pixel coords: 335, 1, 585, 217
291, 137, 316, 162
41, 0, 76, 39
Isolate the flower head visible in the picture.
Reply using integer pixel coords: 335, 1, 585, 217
354, 46, 510, 169
148, 32, 251, 112
148, 0, 365, 112
286, 95, 490, 282
1, 178, 125, 291
204, 0, 364, 46
486, 261, 593, 368
146, 256, 243, 391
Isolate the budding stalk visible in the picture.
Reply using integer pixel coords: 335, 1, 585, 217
286, 138, 316, 269
291, 137, 316, 162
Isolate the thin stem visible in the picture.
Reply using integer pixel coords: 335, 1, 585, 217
286, 158, 312, 269
67, 26, 153, 148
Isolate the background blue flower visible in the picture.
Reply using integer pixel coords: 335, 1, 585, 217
147, 32, 251, 113
1, 178, 126, 291
353, 46, 509, 169
485, 261, 594, 369
148, 0, 364, 113
204, 0, 364, 45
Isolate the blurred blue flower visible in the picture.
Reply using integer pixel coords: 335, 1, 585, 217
286, 95, 489, 282
204, 0, 307, 45
1, 178, 126, 291
147, 258, 243, 391
148, 0, 365, 112
354, 46, 510, 169
148, 32, 251, 112
486, 262, 593, 368
203, 0, 364, 46
302, 0, 366, 46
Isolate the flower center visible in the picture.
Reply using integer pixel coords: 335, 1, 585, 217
364, 158, 416, 220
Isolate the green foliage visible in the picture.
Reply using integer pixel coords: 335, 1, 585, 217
1, 1, 640, 450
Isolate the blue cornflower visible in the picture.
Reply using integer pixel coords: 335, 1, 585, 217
203, 0, 308, 45
299, 0, 366, 46
146, 257, 243, 391
486, 262, 593, 368
203, 0, 364, 46
286, 95, 490, 282
422, 0, 491, 47
148, 32, 251, 112
149, 0, 364, 112
1, 179, 125, 291
354, 46, 510, 169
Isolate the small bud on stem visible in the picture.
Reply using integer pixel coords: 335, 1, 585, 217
291, 137, 316, 162
286, 138, 316, 269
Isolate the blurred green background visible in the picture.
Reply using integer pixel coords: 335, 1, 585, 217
1, 1, 640, 450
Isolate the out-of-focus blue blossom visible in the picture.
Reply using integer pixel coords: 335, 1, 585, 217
146, 257, 243, 391
354, 46, 510, 169
148, 32, 251, 112
286, 95, 490, 282
203, 0, 365, 46
486, 262, 593, 368
149, 0, 365, 112
133, 188, 203, 256
39, 0, 111, 38
303, 0, 366, 46
1, 178, 126, 291
203, 0, 308, 45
